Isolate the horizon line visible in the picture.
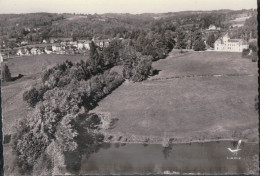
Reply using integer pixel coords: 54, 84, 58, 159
0, 8, 256, 15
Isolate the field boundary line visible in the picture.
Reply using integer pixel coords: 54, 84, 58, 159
149, 73, 256, 81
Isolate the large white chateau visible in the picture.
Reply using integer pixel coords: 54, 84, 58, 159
214, 33, 249, 52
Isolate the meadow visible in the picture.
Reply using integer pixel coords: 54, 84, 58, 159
2, 51, 258, 142
91, 50, 258, 144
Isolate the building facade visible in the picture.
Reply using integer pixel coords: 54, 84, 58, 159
214, 33, 249, 52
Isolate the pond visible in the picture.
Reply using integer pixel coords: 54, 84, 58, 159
73, 141, 258, 175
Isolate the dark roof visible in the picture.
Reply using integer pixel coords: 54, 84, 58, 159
228, 39, 240, 43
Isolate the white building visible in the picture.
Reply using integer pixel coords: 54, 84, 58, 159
31, 48, 38, 55
84, 41, 91, 50
16, 48, 30, 56
44, 46, 52, 54
208, 24, 217, 30
0, 53, 3, 63
214, 33, 249, 52
52, 45, 62, 52
77, 42, 84, 50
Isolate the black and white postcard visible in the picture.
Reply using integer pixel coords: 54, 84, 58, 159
0, 0, 258, 175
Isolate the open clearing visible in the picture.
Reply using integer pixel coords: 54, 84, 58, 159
2, 54, 88, 134
92, 50, 258, 143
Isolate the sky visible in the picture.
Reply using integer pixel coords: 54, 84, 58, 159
0, 0, 257, 14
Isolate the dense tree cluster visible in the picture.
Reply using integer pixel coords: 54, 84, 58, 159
122, 49, 153, 82
15, 61, 124, 174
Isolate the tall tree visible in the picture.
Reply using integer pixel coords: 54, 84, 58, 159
206, 33, 216, 48
2, 64, 12, 82
176, 30, 187, 49
89, 41, 99, 72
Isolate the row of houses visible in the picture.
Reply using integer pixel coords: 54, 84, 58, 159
15, 39, 111, 56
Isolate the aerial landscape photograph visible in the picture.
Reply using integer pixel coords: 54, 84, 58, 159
0, 0, 258, 175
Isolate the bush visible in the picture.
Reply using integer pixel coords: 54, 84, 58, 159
23, 87, 41, 107
193, 40, 206, 51
242, 48, 250, 57
242, 49, 258, 62
85, 113, 101, 129
255, 96, 258, 111
250, 52, 258, 62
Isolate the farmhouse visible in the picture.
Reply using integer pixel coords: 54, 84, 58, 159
214, 33, 248, 52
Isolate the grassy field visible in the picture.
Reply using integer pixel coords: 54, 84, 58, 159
2, 50, 258, 175
2, 54, 88, 134
91, 50, 258, 144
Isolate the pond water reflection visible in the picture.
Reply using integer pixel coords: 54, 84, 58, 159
68, 141, 258, 175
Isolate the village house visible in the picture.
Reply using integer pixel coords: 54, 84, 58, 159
83, 41, 91, 50
21, 41, 28, 46
37, 48, 44, 55
16, 48, 30, 56
69, 41, 78, 47
24, 28, 31, 32
214, 33, 249, 52
52, 44, 62, 52
99, 41, 104, 48
77, 42, 84, 50
50, 38, 57, 44
208, 24, 221, 31
30, 48, 38, 55
104, 40, 110, 47
44, 46, 52, 54
94, 40, 110, 48
60, 41, 67, 46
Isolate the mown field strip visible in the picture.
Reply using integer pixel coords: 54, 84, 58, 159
150, 73, 256, 81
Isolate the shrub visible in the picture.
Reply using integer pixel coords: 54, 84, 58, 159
85, 113, 101, 129
251, 52, 258, 62
242, 48, 250, 57
23, 87, 42, 107
193, 40, 206, 51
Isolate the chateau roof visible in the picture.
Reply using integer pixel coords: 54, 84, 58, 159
215, 32, 248, 45
228, 39, 240, 43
